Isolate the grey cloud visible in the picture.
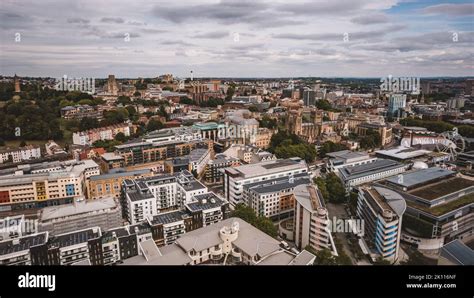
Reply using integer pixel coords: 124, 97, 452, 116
128, 21, 147, 26
276, 1, 365, 16
67, 17, 90, 24
273, 25, 406, 41
160, 40, 195, 46
192, 31, 229, 39
422, 3, 474, 16
141, 28, 167, 34
351, 14, 389, 25
101, 17, 125, 24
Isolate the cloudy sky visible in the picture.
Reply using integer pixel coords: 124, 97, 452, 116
0, 0, 473, 78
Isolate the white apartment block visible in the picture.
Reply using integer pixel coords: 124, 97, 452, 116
357, 186, 406, 262
223, 158, 308, 206
0, 145, 41, 164
125, 190, 158, 225
293, 184, 338, 255
243, 173, 311, 219
176, 171, 208, 207
51, 227, 102, 265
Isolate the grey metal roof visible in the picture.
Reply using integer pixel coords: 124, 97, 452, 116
440, 240, 474, 265
385, 167, 455, 188
244, 173, 311, 194
340, 159, 404, 181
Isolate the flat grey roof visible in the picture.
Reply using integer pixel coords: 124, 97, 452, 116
340, 159, 404, 181
186, 193, 226, 212
227, 158, 307, 180
127, 191, 154, 202
150, 210, 187, 225
385, 167, 456, 188
90, 169, 150, 181
40, 197, 119, 221
244, 173, 311, 194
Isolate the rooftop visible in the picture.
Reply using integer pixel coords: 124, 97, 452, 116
126, 191, 154, 202
385, 167, 456, 189
339, 159, 405, 181
440, 240, 474, 265
375, 146, 430, 160
409, 177, 474, 201
225, 158, 307, 180
186, 193, 227, 212
175, 217, 281, 258
40, 197, 119, 221
0, 232, 48, 256
149, 210, 188, 225
244, 172, 311, 194
89, 169, 151, 181
50, 227, 101, 248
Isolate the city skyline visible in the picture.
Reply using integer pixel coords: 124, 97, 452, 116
1, 0, 473, 78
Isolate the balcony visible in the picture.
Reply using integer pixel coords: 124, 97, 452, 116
231, 248, 242, 261
210, 246, 223, 260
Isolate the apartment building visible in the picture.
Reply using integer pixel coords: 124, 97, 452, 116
114, 139, 212, 167
0, 232, 49, 265
185, 192, 229, 228
187, 148, 211, 176
293, 184, 338, 255
124, 187, 157, 225
244, 172, 311, 219
0, 166, 90, 212
122, 218, 316, 266
176, 171, 208, 207
87, 169, 153, 200
60, 105, 102, 120
223, 158, 309, 206
47, 227, 103, 265
205, 153, 241, 184
72, 122, 132, 146
356, 186, 406, 262
0, 145, 41, 164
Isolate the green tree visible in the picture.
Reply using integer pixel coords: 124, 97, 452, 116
373, 257, 391, 265
146, 119, 164, 132
117, 96, 132, 106
325, 173, 347, 203
319, 141, 348, 157
79, 117, 99, 131
114, 132, 127, 142
314, 249, 337, 265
